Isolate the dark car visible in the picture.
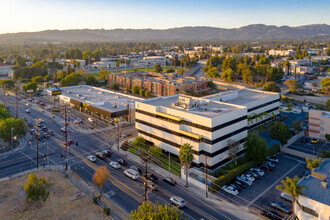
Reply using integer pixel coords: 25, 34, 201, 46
235, 180, 248, 188
37, 123, 43, 128
261, 210, 281, 220
28, 122, 33, 128
67, 139, 74, 146
130, 166, 142, 174
163, 177, 176, 186
117, 158, 127, 166
42, 127, 48, 132
102, 150, 112, 157
246, 171, 260, 179
144, 173, 158, 183
96, 152, 106, 160
300, 137, 309, 143
270, 201, 291, 214
259, 164, 273, 172
42, 132, 50, 139
48, 130, 55, 136
38, 135, 44, 141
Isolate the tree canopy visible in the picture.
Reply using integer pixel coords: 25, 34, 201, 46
269, 122, 291, 146
244, 133, 268, 163
60, 73, 84, 87
132, 85, 140, 94
24, 173, 50, 202
92, 166, 110, 198
263, 81, 281, 93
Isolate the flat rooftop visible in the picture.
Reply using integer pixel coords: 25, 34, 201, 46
141, 95, 244, 118
59, 85, 143, 112
299, 159, 330, 205
205, 89, 277, 106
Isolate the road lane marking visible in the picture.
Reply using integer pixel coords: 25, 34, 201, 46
20, 151, 37, 164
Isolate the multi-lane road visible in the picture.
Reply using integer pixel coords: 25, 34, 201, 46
0, 91, 241, 220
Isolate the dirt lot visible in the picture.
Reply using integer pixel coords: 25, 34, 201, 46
0, 170, 108, 220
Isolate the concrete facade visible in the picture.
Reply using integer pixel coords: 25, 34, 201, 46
308, 109, 330, 140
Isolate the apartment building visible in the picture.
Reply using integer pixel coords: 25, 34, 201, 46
309, 109, 330, 140
135, 89, 280, 170
269, 49, 295, 57
295, 159, 330, 220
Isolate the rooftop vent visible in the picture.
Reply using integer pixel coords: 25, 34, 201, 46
321, 178, 328, 188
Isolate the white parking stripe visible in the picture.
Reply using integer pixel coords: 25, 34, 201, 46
247, 163, 300, 207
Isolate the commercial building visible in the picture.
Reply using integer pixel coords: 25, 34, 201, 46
46, 85, 143, 122
308, 109, 330, 140
135, 89, 280, 170
268, 49, 295, 57
0, 63, 12, 77
295, 159, 330, 220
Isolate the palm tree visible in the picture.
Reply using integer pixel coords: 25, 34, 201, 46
247, 115, 253, 126
179, 143, 194, 188
252, 113, 258, 128
276, 176, 306, 217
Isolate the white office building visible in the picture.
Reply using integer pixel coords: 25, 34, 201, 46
135, 89, 280, 170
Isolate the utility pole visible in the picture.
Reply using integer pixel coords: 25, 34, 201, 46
64, 105, 68, 171
15, 89, 18, 119
11, 127, 14, 151
202, 155, 210, 198
116, 119, 120, 152
141, 150, 152, 202
36, 118, 39, 169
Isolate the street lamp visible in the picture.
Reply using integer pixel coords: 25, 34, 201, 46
11, 128, 14, 151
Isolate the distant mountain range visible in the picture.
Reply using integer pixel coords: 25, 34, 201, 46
0, 24, 329, 44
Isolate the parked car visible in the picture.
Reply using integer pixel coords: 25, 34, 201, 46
261, 210, 281, 220
102, 150, 112, 157
25, 109, 31, 113
235, 180, 248, 188
73, 119, 82, 124
236, 176, 253, 186
117, 158, 127, 166
241, 174, 255, 182
262, 161, 275, 168
291, 110, 301, 115
163, 177, 177, 186
124, 169, 140, 180
39, 102, 46, 106
311, 138, 319, 144
259, 164, 273, 172
280, 192, 292, 202
37, 118, 45, 123
246, 171, 260, 179
45, 105, 52, 110
38, 136, 44, 141
300, 137, 309, 143
270, 201, 291, 214
87, 155, 96, 162
170, 196, 186, 208
42, 127, 48, 132
146, 181, 158, 191
88, 118, 94, 123
229, 183, 241, 192
305, 103, 312, 107
25, 103, 31, 107
144, 173, 158, 183
222, 185, 239, 195
130, 166, 142, 174
96, 152, 106, 160
48, 130, 55, 136
267, 155, 279, 163
250, 168, 264, 176
61, 127, 68, 132
27, 122, 33, 128
42, 132, 50, 139
109, 161, 121, 169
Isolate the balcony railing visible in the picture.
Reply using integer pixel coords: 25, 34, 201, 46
155, 112, 183, 122
178, 130, 202, 140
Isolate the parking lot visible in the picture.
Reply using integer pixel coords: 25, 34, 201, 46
289, 137, 330, 156
220, 153, 307, 218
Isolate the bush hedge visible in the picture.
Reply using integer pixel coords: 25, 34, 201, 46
103, 207, 110, 216
210, 161, 257, 193
268, 144, 280, 156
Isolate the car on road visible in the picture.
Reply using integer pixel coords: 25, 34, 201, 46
44, 105, 52, 110
170, 196, 186, 208
270, 201, 291, 214
249, 168, 264, 176
37, 135, 44, 141
130, 166, 142, 174
267, 155, 279, 163
25, 109, 31, 113
124, 169, 140, 180
311, 138, 319, 144
73, 119, 82, 124
122, 133, 131, 138
61, 127, 68, 132
88, 118, 94, 123
39, 102, 46, 106
117, 158, 127, 166
109, 161, 121, 169
146, 181, 158, 191
37, 118, 45, 123
236, 176, 253, 186
87, 155, 96, 162
261, 210, 281, 220
305, 103, 312, 107
144, 173, 158, 183
96, 152, 106, 160
27, 98, 33, 102
42, 127, 48, 132
300, 137, 309, 143
48, 130, 55, 136
66, 139, 74, 146
102, 150, 112, 157
222, 185, 239, 195
280, 192, 292, 202
163, 177, 177, 186
25, 103, 31, 107
42, 132, 50, 139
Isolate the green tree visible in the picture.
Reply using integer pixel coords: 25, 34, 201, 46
206, 67, 219, 78
221, 68, 238, 82
291, 119, 301, 132
130, 201, 183, 220
111, 82, 119, 90
318, 149, 330, 158
306, 158, 320, 171
0, 80, 15, 89
60, 73, 84, 87
242, 68, 253, 83
263, 81, 281, 93
145, 90, 151, 97
31, 76, 44, 84
244, 133, 268, 163
276, 176, 306, 218
24, 173, 50, 202
66, 64, 74, 76
43, 75, 51, 82
284, 79, 298, 93
178, 143, 194, 187
0, 118, 26, 142
132, 85, 140, 94
23, 82, 38, 93
139, 89, 145, 96
0, 104, 11, 119
134, 136, 147, 149
269, 122, 291, 146
92, 166, 111, 198
227, 139, 240, 165
86, 75, 96, 86
221, 57, 236, 72
321, 77, 330, 87
268, 67, 284, 82
99, 69, 110, 80
155, 64, 162, 73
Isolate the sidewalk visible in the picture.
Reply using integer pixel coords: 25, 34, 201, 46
116, 140, 261, 220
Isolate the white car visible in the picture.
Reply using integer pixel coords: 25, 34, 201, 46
221, 185, 239, 195
250, 168, 264, 176
241, 174, 255, 182
170, 196, 186, 208
267, 156, 279, 163
237, 176, 253, 186
109, 161, 121, 169
305, 103, 312, 107
88, 118, 94, 123
45, 105, 52, 110
87, 155, 96, 162
280, 192, 292, 202
61, 127, 68, 132
37, 118, 45, 123
25, 109, 31, 113
292, 111, 301, 115
25, 103, 31, 107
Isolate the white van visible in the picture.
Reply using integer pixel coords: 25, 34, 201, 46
124, 169, 140, 180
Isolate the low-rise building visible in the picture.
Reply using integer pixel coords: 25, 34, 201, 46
269, 49, 295, 57
308, 109, 330, 140
295, 159, 330, 220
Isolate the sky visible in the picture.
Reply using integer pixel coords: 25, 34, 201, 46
0, 0, 329, 34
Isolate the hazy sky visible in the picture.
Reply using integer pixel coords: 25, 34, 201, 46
0, 0, 329, 34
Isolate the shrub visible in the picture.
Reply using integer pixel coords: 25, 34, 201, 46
325, 134, 330, 141
210, 161, 256, 193
103, 207, 110, 216
93, 196, 98, 204
268, 144, 280, 156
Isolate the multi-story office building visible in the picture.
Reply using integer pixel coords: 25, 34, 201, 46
309, 109, 330, 140
135, 89, 280, 170
295, 159, 330, 220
